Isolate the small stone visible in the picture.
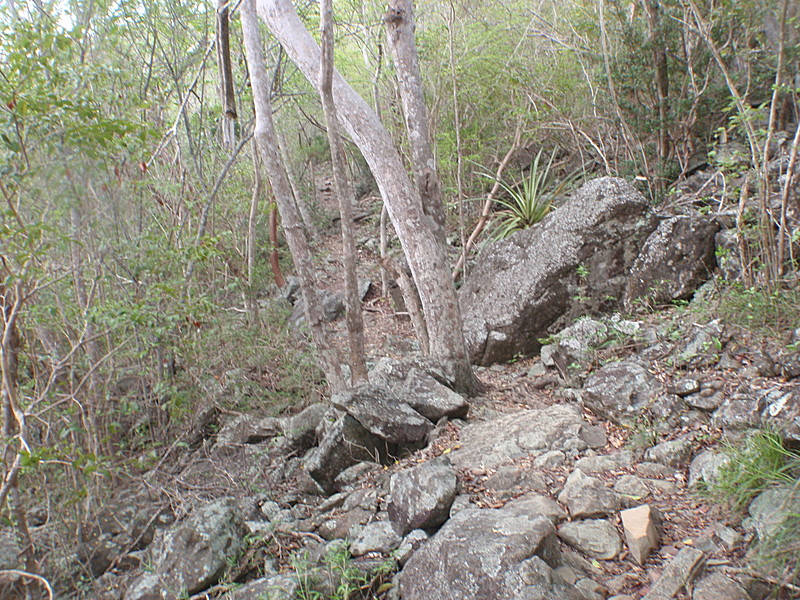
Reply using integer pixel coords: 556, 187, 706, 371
334, 461, 382, 492
575, 577, 605, 600
688, 450, 729, 489
317, 493, 347, 514
533, 450, 566, 468
527, 362, 547, 377
685, 390, 724, 412
558, 469, 621, 518
621, 505, 660, 565
668, 378, 701, 397
558, 518, 622, 560
644, 439, 694, 468
505, 493, 567, 524
636, 462, 677, 478
574, 451, 635, 472
484, 464, 547, 493
449, 494, 471, 517
713, 523, 742, 551
614, 475, 651, 500
394, 529, 428, 566
349, 521, 402, 557
388, 457, 457, 536
554, 565, 579, 585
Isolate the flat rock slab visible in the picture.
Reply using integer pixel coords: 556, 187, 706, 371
557, 519, 622, 559
642, 547, 705, 600
400, 504, 583, 600
450, 404, 605, 470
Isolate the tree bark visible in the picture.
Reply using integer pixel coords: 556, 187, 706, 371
320, 0, 369, 385
241, 0, 345, 392
256, 0, 477, 394
642, 0, 671, 168
216, 0, 237, 148
385, 0, 447, 247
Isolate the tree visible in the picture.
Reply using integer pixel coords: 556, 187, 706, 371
255, 0, 477, 394
320, 0, 369, 384
385, 0, 447, 247
241, 0, 346, 392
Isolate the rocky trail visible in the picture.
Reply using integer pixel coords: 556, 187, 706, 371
52, 174, 800, 600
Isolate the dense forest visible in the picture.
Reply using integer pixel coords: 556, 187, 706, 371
1, 0, 799, 598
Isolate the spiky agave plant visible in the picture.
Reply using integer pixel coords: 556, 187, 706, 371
489, 148, 563, 241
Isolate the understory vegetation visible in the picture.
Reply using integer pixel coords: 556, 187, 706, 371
1, 0, 798, 596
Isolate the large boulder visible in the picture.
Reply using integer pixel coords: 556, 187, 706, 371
624, 216, 720, 309
126, 498, 244, 599
400, 505, 583, 600
460, 177, 660, 365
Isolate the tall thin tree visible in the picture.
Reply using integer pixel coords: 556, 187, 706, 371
241, 0, 346, 391
319, 0, 369, 384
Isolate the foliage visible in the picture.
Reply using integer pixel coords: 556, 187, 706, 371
487, 149, 560, 240
704, 430, 800, 593
291, 544, 395, 600
705, 429, 800, 512
713, 282, 800, 338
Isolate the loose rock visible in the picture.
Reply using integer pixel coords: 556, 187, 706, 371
388, 457, 458, 536
557, 519, 622, 560
620, 504, 660, 565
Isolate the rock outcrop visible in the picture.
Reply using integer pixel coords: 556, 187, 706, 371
460, 177, 660, 365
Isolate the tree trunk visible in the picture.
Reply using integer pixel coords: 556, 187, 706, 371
256, 0, 477, 394
642, 0, 671, 168
320, 0, 369, 385
241, 0, 345, 392
216, 0, 237, 148
385, 0, 447, 247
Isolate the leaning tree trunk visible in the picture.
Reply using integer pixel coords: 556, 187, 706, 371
385, 0, 447, 247
320, 0, 369, 384
241, 0, 345, 392
256, 0, 477, 394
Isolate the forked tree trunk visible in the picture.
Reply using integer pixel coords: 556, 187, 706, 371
385, 0, 447, 247
256, 0, 477, 394
320, 0, 369, 384
241, 0, 345, 392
